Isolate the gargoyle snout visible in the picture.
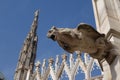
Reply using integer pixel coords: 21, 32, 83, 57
47, 30, 56, 41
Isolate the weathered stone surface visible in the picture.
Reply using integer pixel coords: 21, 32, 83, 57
47, 23, 116, 65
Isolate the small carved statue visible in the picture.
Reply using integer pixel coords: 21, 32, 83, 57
47, 23, 116, 65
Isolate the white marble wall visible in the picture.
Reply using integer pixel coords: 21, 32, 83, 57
92, 0, 120, 80
92, 0, 120, 34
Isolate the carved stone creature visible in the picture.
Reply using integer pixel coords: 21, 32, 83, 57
47, 23, 116, 65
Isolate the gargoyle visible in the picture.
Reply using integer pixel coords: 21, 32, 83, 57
47, 23, 116, 65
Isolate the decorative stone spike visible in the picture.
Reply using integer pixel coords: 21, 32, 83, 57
35, 61, 40, 67
62, 54, 67, 61
41, 59, 46, 75
55, 55, 59, 64
70, 54, 74, 69
42, 59, 46, 67
76, 51, 81, 58
55, 55, 59, 73
49, 58, 54, 65
35, 61, 41, 80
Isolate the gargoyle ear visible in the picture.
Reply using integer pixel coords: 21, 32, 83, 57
77, 23, 86, 30
77, 23, 96, 32
51, 26, 57, 30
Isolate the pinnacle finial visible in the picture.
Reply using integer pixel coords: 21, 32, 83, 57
48, 58, 54, 64
35, 61, 40, 67
62, 54, 67, 60
33, 10, 39, 22
35, 10, 39, 17
29, 10, 39, 34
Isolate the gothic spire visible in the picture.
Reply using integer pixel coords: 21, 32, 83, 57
14, 10, 39, 80
30, 10, 39, 35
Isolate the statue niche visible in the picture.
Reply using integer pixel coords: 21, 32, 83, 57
47, 23, 116, 65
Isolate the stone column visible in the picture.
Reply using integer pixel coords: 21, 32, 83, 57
92, 0, 120, 80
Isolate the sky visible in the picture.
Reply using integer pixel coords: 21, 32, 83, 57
0, 0, 101, 80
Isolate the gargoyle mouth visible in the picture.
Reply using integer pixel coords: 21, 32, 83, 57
49, 34, 56, 41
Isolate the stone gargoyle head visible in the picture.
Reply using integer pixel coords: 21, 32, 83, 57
47, 23, 116, 64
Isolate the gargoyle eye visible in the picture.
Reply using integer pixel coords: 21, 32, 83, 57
51, 26, 58, 30
48, 30, 52, 33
